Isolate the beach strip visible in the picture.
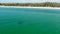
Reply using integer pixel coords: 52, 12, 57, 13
0, 6, 60, 9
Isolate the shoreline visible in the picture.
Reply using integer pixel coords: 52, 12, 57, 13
0, 6, 60, 9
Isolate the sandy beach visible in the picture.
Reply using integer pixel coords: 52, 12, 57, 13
0, 6, 60, 9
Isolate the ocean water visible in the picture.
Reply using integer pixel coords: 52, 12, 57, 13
0, 8, 60, 34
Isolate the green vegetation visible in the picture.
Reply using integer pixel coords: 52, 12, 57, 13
0, 2, 60, 7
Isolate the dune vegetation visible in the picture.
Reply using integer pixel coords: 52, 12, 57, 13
0, 2, 60, 7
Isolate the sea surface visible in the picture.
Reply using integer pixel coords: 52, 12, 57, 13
0, 8, 60, 34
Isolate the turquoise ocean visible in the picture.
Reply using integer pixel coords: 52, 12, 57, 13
0, 8, 60, 34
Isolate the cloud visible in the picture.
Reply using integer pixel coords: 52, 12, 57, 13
0, 0, 60, 3
19, 0, 60, 3
19, 0, 46, 3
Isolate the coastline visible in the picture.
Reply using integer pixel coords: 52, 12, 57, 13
0, 6, 60, 9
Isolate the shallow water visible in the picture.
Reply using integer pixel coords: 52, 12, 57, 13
0, 8, 60, 34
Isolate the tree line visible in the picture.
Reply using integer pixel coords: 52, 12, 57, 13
0, 2, 60, 7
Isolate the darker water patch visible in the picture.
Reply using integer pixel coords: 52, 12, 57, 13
17, 20, 26, 24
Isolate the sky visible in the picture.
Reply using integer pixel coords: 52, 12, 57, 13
0, 0, 60, 3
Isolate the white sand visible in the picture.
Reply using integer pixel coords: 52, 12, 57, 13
0, 6, 60, 9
